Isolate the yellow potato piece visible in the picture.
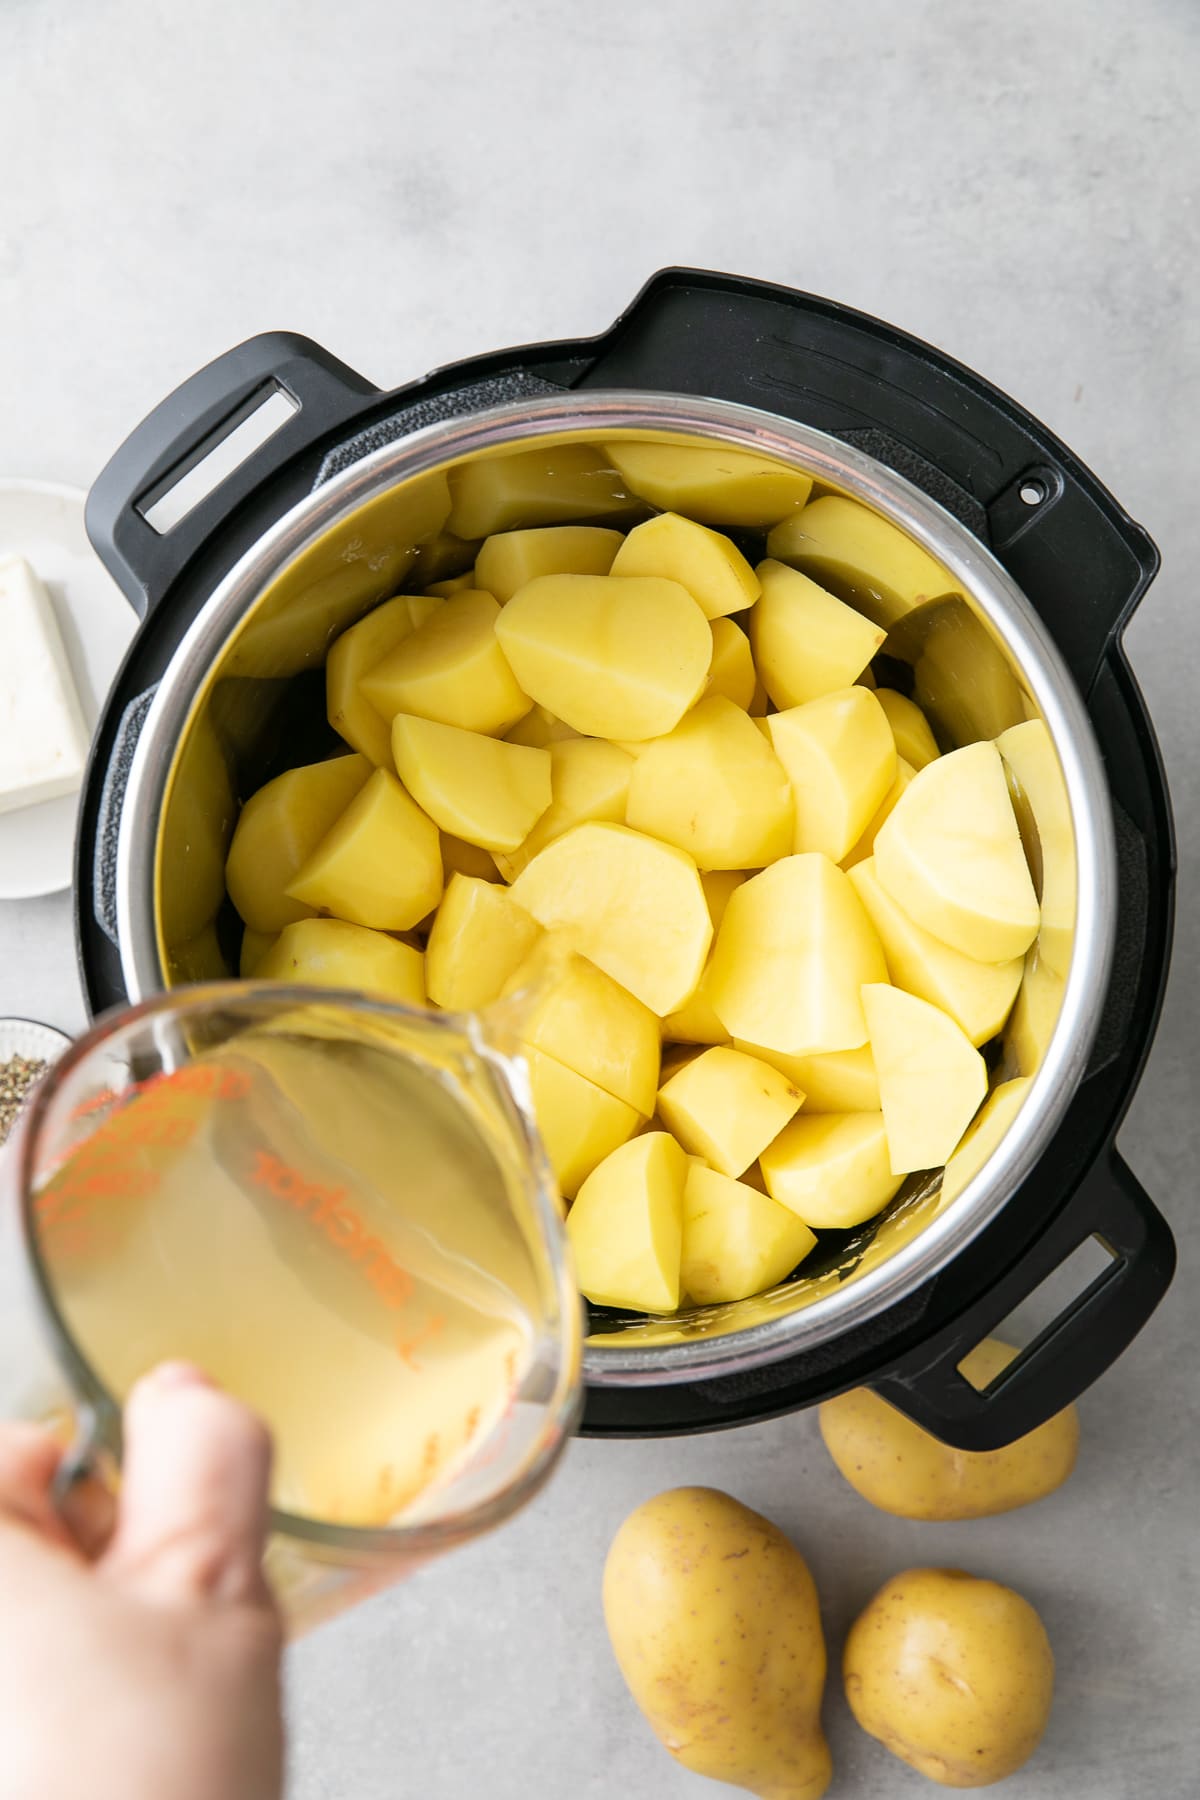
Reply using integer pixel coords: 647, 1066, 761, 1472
657, 1045, 802, 1178
767, 495, 954, 630
768, 688, 897, 862
863, 983, 988, 1174
495, 573, 711, 741
566, 1131, 687, 1312
819, 1337, 1078, 1521
875, 740, 1040, 963
258, 917, 425, 1006
1005, 948, 1064, 1076
610, 511, 760, 620
439, 832, 499, 883
508, 822, 711, 1016
660, 873, 746, 1044
913, 599, 1027, 744
474, 525, 623, 602
507, 943, 660, 1116
841, 758, 916, 869
761, 1112, 902, 1229
875, 688, 940, 769
681, 1162, 816, 1304
524, 1047, 642, 1202
751, 559, 886, 708
410, 531, 479, 586
423, 570, 477, 597
602, 440, 813, 526
326, 594, 443, 765
362, 590, 532, 736
391, 714, 551, 854
424, 873, 542, 1011
704, 617, 756, 709
493, 737, 633, 881
848, 857, 1022, 1048
708, 854, 887, 1055
843, 1569, 1054, 1787
997, 719, 1075, 978
940, 1078, 1031, 1206
626, 696, 794, 870
285, 767, 442, 931
503, 703, 582, 748
735, 1041, 881, 1113
446, 445, 629, 539
238, 927, 277, 978
226, 753, 371, 933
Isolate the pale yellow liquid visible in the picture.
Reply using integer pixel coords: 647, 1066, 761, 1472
37, 1027, 546, 1527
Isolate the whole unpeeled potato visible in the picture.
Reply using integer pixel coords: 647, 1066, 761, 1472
603, 1487, 831, 1800
819, 1339, 1079, 1519
844, 1567, 1054, 1788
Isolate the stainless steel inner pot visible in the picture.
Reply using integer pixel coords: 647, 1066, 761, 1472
112, 392, 1117, 1385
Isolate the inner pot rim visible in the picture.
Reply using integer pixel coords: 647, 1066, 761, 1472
112, 390, 1118, 1385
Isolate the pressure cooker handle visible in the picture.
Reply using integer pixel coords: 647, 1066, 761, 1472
870, 1150, 1174, 1451
86, 334, 381, 616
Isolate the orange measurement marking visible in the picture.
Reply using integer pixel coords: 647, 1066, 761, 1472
395, 1313, 446, 1372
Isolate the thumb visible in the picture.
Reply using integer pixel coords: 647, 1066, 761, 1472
102, 1363, 276, 1610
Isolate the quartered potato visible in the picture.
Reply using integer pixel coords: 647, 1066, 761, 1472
326, 593, 442, 765
424, 872, 542, 1011
751, 559, 886, 707
841, 758, 916, 869
285, 767, 443, 932
736, 1041, 881, 1113
863, 983, 988, 1174
474, 525, 624, 601
997, 719, 1075, 977
258, 917, 425, 1006
494, 572, 711, 741
226, 753, 371, 933
875, 687, 940, 769
761, 1111, 903, 1230
1006, 948, 1064, 1076
704, 616, 757, 709
768, 687, 896, 862
767, 495, 953, 630
610, 511, 761, 619
391, 713, 551, 854
658, 1045, 802, 1179
507, 943, 661, 1116
446, 445, 629, 539
602, 441, 813, 527
940, 1078, 1031, 1205
626, 696, 794, 870
524, 1047, 642, 1202
681, 1163, 817, 1304
566, 1131, 687, 1312
362, 589, 532, 736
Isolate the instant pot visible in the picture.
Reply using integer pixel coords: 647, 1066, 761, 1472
77, 269, 1176, 1449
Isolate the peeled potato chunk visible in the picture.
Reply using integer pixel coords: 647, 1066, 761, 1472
767, 689, 897, 862
626, 696, 794, 871
226, 753, 372, 933
761, 1113, 903, 1229
362, 590, 532, 736
657, 1045, 803, 1178
259, 917, 425, 1006
708, 854, 887, 1055
326, 594, 443, 766
863, 983, 988, 1175
1006, 949, 1064, 1076
391, 714, 551, 854
286, 767, 443, 931
874, 688, 940, 770
494, 737, 632, 882
848, 857, 1023, 1048
841, 759, 916, 869
507, 942, 661, 1116
681, 1162, 817, 1304
875, 740, 1040, 964
508, 823, 711, 1016
495, 573, 711, 741
425, 872, 542, 1011
997, 719, 1075, 978
751, 559, 886, 708
446, 445, 628, 539
474, 525, 624, 602
610, 511, 760, 620
940, 1078, 1031, 1206
767, 495, 954, 630
566, 1132, 687, 1312
705, 617, 757, 709
736, 1041, 880, 1113
602, 440, 813, 527
525, 1047, 642, 1201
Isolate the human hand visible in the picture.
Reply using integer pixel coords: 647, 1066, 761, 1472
0, 1364, 283, 1800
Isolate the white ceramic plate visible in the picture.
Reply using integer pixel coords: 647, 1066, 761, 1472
0, 479, 139, 898
0, 1017, 72, 1067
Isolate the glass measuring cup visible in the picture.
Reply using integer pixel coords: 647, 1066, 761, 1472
0, 982, 582, 1630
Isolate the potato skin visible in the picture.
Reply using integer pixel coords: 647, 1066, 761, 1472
843, 1567, 1054, 1788
603, 1487, 831, 1800
818, 1339, 1079, 1520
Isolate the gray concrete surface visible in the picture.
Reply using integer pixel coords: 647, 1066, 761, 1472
2, 1, 1198, 1794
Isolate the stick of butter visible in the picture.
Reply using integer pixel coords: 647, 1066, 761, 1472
0, 556, 90, 816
